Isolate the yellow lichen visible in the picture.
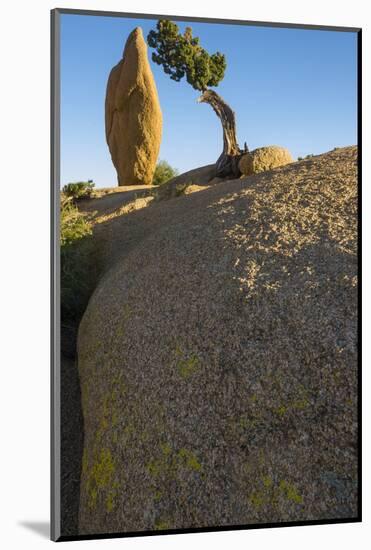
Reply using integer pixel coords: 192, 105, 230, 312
248, 476, 303, 510
178, 448, 202, 472
106, 491, 116, 512
275, 405, 287, 417
173, 344, 200, 379
161, 442, 172, 456
154, 519, 171, 530
146, 446, 203, 506
147, 459, 163, 478
279, 480, 303, 504
262, 475, 273, 488
179, 355, 199, 379
83, 382, 125, 511
89, 487, 98, 509
250, 490, 265, 508
91, 448, 115, 489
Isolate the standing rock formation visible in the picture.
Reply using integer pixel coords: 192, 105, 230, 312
78, 147, 358, 535
105, 27, 162, 186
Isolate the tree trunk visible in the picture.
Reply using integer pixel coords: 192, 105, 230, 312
197, 89, 244, 178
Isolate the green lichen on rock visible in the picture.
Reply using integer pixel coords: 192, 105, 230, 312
86, 448, 115, 509
279, 480, 303, 504
161, 442, 172, 455
146, 444, 203, 526
249, 474, 303, 509
275, 405, 288, 417
80, 378, 127, 514
249, 490, 265, 508
147, 458, 166, 478
154, 519, 171, 530
262, 475, 273, 488
153, 489, 163, 501
77, 147, 357, 532
178, 448, 202, 472
249, 476, 303, 509
173, 344, 200, 379
91, 448, 115, 488
147, 444, 203, 480
106, 490, 117, 512
273, 384, 310, 418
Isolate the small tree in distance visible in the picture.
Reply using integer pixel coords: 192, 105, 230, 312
62, 180, 95, 200
147, 20, 246, 178
152, 160, 179, 185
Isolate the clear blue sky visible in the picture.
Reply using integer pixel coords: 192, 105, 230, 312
60, 13, 357, 188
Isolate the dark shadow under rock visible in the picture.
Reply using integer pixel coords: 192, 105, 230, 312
60, 354, 84, 536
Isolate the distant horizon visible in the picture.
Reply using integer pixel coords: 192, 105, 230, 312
60, 13, 357, 188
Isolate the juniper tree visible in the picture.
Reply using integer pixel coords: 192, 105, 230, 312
147, 20, 246, 177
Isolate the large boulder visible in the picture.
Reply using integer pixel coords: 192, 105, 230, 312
105, 28, 162, 186
154, 164, 216, 200
78, 146, 358, 535
239, 145, 293, 176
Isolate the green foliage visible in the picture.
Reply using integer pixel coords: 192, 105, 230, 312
147, 20, 226, 92
62, 180, 95, 200
60, 199, 101, 356
152, 160, 179, 185
174, 184, 188, 197
60, 199, 92, 247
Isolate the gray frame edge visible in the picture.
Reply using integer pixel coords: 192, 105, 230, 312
51, 8, 61, 542
53, 7, 361, 33
50, 7, 361, 542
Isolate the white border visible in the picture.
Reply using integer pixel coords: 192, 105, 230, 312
0, 1, 369, 548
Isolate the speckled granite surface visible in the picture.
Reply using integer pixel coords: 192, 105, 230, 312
77, 147, 358, 535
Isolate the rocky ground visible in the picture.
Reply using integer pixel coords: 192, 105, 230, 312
61, 146, 358, 536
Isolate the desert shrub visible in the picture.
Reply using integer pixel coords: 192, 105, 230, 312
60, 199, 92, 246
62, 180, 95, 200
152, 161, 179, 186
174, 183, 188, 197
297, 156, 303, 161
60, 199, 101, 357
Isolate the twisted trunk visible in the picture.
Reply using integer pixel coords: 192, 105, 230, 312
198, 89, 245, 178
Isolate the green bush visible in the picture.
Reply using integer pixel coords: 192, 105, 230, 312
62, 180, 95, 200
60, 200, 101, 357
152, 161, 179, 186
60, 199, 92, 246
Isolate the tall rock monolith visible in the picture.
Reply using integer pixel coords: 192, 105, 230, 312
105, 27, 162, 186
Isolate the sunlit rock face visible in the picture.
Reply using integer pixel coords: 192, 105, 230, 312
78, 147, 358, 535
105, 27, 162, 186
239, 145, 293, 176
